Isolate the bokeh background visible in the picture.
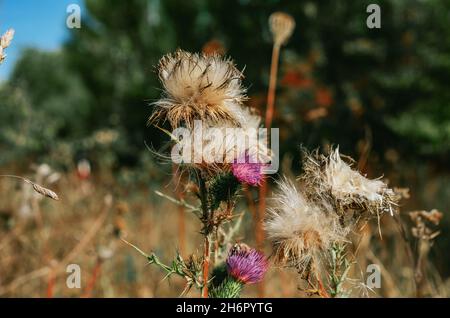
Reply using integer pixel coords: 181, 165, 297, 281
0, 0, 448, 297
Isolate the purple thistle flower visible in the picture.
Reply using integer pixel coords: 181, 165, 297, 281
226, 244, 268, 284
231, 155, 265, 186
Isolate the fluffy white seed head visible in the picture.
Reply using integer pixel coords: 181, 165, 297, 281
150, 49, 247, 129
265, 178, 348, 269
301, 147, 399, 219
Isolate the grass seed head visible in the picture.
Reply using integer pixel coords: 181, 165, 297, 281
31, 182, 60, 201
0, 28, 15, 64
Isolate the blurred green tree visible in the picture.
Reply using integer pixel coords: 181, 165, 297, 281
0, 49, 90, 164
0, 0, 448, 166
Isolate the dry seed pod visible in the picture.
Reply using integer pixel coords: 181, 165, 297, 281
269, 12, 295, 46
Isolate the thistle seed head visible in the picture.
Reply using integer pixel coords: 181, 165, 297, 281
300, 147, 399, 221
265, 178, 348, 269
150, 49, 247, 129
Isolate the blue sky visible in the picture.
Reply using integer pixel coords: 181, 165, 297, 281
0, 0, 84, 80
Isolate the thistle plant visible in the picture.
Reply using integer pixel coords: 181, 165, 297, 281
264, 148, 401, 297
123, 15, 433, 299
126, 49, 270, 298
